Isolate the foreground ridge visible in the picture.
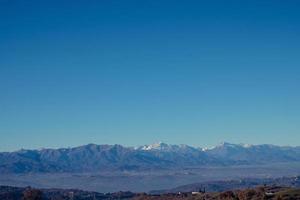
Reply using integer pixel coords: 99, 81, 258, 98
1, 185, 300, 200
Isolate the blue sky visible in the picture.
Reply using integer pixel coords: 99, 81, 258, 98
0, 0, 300, 151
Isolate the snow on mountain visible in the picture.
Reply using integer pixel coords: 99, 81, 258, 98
139, 142, 170, 151
205, 142, 300, 164
138, 142, 197, 152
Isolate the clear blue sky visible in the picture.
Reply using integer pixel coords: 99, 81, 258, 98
1, 0, 300, 151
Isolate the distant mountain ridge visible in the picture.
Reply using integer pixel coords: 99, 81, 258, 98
1, 142, 300, 173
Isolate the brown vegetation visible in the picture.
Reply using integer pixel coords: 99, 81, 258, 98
22, 188, 42, 200
1, 185, 300, 200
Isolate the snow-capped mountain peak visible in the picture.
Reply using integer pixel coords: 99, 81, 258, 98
140, 142, 171, 151
209, 142, 253, 150
138, 142, 196, 152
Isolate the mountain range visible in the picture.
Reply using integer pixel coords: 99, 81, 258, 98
1, 142, 300, 173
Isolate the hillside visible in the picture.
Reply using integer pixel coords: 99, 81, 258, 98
150, 176, 300, 194
1, 185, 300, 200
